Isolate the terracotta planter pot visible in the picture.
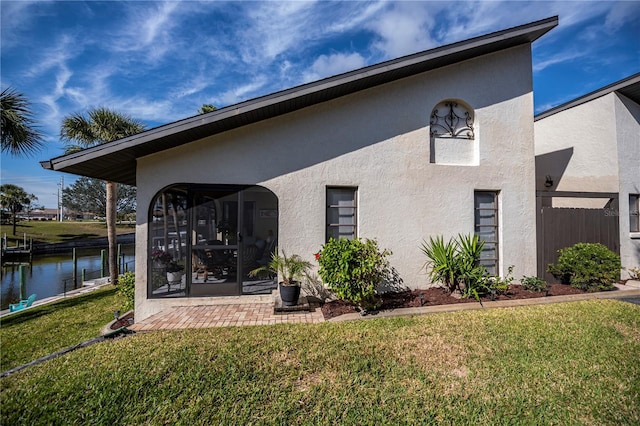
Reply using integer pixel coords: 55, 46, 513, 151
279, 282, 301, 306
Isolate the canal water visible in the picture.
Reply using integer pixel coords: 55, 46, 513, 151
1, 246, 134, 310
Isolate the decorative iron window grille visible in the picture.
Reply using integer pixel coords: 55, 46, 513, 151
430, 101, 474, 139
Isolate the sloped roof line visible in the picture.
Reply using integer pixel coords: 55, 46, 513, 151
42, 16, 558, 185
535, 72, 640, 121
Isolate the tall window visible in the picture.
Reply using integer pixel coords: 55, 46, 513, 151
630, 194, 639, 233
326, 187, 357, 241
474, 191, 499, 275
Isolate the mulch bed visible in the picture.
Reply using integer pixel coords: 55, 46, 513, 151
320, 283, 609, 320
110, 311, 135, 330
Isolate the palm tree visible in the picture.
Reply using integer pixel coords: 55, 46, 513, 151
198, 104, 217, 114
0, 184, 37, 235
1, 87, 43, 157
60, 108, 145, 285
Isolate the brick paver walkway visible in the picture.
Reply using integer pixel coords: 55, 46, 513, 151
129, 303, 324, 331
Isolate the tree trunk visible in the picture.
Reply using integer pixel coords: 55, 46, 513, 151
106, 181, 119, 285
11, 211, 17, 236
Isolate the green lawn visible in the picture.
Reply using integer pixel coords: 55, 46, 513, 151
1, 297, 639, 425
0, 286, 125, 371
0, 220, 134, 245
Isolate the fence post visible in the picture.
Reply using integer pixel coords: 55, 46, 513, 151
101, 249, 106, 277
19, 265, 26, 300
72, 248, 77, 289
82, 268, 86, 282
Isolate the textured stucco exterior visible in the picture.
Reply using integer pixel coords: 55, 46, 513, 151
135, 45, 538, 321
535, 91, 640, 273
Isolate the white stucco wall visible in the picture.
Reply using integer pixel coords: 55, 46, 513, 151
534, 91, 640, 273
615, 93, 640, 272
535, 94, 619, 193
135, 45, 538, 320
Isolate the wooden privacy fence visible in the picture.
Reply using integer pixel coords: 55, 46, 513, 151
536, 192, 620, 283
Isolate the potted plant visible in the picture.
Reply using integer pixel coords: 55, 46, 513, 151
165, 260, 184, 283
151, 249, 172, 268
250, 250, 312, 306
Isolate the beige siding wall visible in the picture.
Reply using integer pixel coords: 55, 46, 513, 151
135, 45, 537, 320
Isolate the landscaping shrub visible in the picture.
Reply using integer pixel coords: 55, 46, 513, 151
117, 271, 135, 311
317, 238, 391, 310
421, 234, 489, 300
487, 266, 514, 298
521, 276, 547, 292
547, 243, 621, 291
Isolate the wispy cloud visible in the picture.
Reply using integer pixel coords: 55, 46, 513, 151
303, 52, 367, 82
108, 1, 182, 61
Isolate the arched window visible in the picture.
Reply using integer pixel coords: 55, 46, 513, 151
430, 100, 474, 139
429, 99, 477, 165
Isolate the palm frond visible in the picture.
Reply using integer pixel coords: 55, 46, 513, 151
0, 87, 43, 157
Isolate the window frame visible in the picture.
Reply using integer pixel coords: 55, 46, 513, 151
474, 190, 500, 275
326, 186, 358, 242
630, 194, 639, 233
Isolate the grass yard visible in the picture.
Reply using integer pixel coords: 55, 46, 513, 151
0, 220, 134, 245
1, 298, 639, 425
0, 286, 125, 372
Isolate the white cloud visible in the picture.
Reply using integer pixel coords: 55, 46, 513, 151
303, 52, 367, 82
215, 77, 269, 106
108, 1, 182, 61
533, 49, 586, 73
366, 2, 438, 58
604, 1, 640, 32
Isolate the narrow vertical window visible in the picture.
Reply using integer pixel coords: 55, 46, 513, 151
630, 194, 639, 233
326, 187, 357, 242
475, 191, 499, 275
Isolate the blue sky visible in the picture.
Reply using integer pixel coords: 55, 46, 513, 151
1, 1, 639, 209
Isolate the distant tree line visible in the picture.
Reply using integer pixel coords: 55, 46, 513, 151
62, 177, 136, 221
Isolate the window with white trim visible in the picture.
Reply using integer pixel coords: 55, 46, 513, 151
474, 191, 499, 275
326, 187, 357, 241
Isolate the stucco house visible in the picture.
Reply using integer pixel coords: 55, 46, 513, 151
42, 17, 557, 321
535, 73, 640, 280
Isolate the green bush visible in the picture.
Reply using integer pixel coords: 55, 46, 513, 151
521, 276, 547, 292
487, 266, 514, 297
117, 271, 136, 312
420, 234, 489, 300
317, 238, 391, 310
547, 243, 621, 291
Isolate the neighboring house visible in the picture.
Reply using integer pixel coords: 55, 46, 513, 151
17, 208, 59, 221
534, 73, 640, 280
42, 17, 557, 321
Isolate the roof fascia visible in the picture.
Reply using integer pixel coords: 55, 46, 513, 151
535, 72, 640, 121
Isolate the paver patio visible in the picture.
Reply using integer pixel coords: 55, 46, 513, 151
129, 302, 324, 331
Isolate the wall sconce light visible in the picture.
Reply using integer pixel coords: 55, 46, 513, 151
544, 175, 553, 188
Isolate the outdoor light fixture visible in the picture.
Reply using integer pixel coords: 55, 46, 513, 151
544, 175, 554, 187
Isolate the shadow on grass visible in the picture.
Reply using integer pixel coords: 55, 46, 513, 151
58, 233, 100, 241
0, 288, 117, 327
